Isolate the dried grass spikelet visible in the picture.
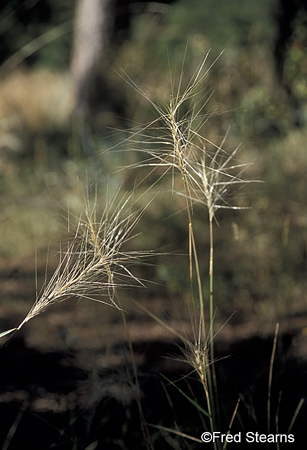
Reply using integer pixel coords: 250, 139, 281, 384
118, 53, 217, 193
120, 51, 259, 217
121, 51, 260, 307
187, 138, 259, 223
17, 189, 149, 331
119, 53, 261, 436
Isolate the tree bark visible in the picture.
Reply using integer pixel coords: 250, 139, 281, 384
71, 0, 114, 115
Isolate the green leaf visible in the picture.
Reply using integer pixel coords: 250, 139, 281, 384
161, 374, 210, 418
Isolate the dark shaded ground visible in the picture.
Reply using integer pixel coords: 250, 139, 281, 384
1, 256, 307, 449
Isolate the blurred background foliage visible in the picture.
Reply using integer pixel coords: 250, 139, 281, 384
0, 0, 307, 325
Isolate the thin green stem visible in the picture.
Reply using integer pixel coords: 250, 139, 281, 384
287, 398, 304, 434
203, 374, 218, 450
268, 323, 279, 434
209, 216, 214, 345
169, 111, 220, 440
208, 215, 218, 428
170, 112, 206, 340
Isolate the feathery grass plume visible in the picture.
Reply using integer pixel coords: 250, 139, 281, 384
81, 185, 156, 449
117, 53, 217, 191
119, 53, 219, 332
185, 136, 260, 414
120, 52, 260, 442
16, 188, 149, 331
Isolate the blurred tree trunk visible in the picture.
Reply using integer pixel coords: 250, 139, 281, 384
71, 0, 114, 115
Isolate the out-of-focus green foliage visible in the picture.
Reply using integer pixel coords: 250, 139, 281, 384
0, 0, 73, 68
1, 0, 307, 322
283, 10, 307, 105
166, 0, 277, 53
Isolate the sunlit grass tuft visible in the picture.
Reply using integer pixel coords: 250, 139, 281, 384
15, 188, 150, 331
117, 52, 262, 446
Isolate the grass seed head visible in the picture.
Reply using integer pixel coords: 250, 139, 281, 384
17, 189, 149, 330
